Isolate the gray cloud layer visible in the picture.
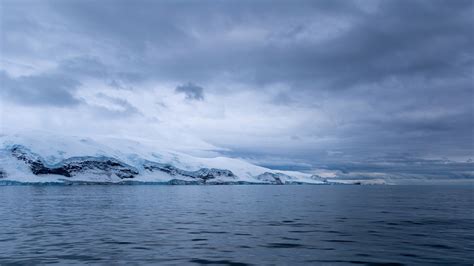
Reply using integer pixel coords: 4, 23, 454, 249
1, 71, 81, 106
1, 0, 473, 181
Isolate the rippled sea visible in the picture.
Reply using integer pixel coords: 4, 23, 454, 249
0, 185, 472, 265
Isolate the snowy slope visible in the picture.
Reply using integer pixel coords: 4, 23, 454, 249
0, 130, 327, 184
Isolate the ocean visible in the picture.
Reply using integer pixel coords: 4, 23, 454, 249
0, 185, 472, 265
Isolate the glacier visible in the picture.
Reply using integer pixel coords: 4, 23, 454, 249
0, 130, 337, 185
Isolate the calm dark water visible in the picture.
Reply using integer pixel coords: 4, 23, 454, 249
0, 185, 472, 265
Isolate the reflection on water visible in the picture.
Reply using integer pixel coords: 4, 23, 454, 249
0, 185, 472, 265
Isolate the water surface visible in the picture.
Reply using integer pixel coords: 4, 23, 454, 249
0, 185, 472, 265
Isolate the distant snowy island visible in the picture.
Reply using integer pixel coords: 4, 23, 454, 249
0, 131, 384, 185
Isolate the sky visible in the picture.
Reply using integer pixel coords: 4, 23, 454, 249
1, 0, 473, 182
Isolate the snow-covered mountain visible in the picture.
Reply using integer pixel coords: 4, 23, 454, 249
0, 130, 330, 185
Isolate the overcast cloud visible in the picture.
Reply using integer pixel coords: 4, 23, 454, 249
1, 0, 473, 182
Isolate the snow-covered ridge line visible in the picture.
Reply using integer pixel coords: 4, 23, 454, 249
0, 145, 323, 184
0, 132, 378, 185
0, 131, 330, 184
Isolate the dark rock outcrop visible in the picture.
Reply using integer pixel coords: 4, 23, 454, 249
143, 161, 235, 183
11, 146, 138, 179
59, 158, 138, 179
193, 168, 235, 181
11, 146, 50, 175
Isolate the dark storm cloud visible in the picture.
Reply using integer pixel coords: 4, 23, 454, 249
40, 0, 472, 87
175, 83, 205, 101
4, 0, 472, 87
0, 71, 81, 107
